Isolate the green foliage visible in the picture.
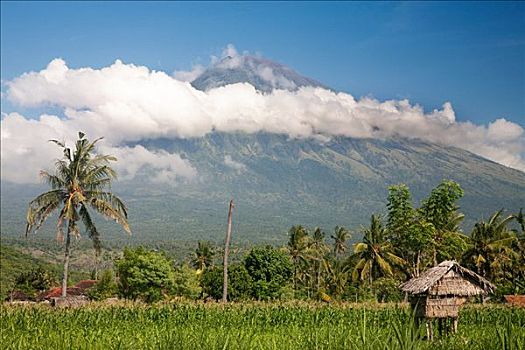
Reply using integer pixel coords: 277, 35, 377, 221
462, 209, 516, 279
87, 269, 117, 301
331, 226, 351, 257
352, 215, 404, 283
116, 247, 175, 303
2, 303, 523, 350
371, 277, 403, 303
420, 180, 464, 230
14, 267, 56, 296
244, 245, 292, 300
201, 264, 252, 301
173, 264, 202, 300
191, 241, 215, 271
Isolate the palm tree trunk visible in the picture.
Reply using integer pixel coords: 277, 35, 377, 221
61, 222, 72, 298
316, 260, 321, 295
222, 200, 234, 303
293, 262, 297, 297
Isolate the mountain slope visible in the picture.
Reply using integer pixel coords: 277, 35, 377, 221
3, 132, 522, 244
191, 55, 326, 92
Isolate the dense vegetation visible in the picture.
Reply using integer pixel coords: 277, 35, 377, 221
0, 245, 89, 300
1, 303, 523, 350
3, 180, 524, 303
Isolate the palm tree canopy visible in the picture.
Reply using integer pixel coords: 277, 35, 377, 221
462, 209, 516, 278
26, 132, 130, 252
351, 215, 404, 282
192, 241, 215, 270
331, 226, 350, 256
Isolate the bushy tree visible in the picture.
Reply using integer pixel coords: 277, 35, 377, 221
387, 184, 434, 277
14, 267, 56, 298
201, 264, 252, 301
419, 180, 465, 265
116, 247, 175, 303
244, 246, 293, 300
173, 264, 202, 300
88, 269, 117, 301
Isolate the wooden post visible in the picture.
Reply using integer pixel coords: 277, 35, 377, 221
452, 318, 458, 334
426, 319, 433, 341
222, 199, 234, 303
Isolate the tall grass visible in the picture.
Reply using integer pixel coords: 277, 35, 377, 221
1, 302, 523, 350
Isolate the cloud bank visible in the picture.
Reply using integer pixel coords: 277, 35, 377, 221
1, 54, 524, 184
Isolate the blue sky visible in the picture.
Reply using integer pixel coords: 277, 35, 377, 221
1, 1, 524, 126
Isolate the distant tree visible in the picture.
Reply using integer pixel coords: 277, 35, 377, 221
287, 225, 310, 293
13, 267, 56, 298
191, 241, 215, 271
331, 226, 350, 259
116, 247, 175, 303
244, 246, 293, 300
201, 264, 252, 301
311, 228, 330, 295
371, 277, 403, 303
513, 208, 525, 233
510, 209, 525, 293
419, 180, 465, 266
173, 264, 202, 300
386, 184, 430, 277
352, 215, 404, 284
25, 132, 130, 297
323, 257, 349, 299
462, 209, 516, 280
87, 269, 118, 301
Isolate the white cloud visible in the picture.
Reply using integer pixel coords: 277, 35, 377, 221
224, 155, 246, 173
102, 145, 196, 184
173, 64, 205, 82
1, 57, 524, 185
0, 112, 196, 184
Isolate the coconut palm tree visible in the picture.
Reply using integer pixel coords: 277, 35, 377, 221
192, 241, 215, 271
462, 209, 516, 279
331, 226, 350, 259
287, 225, 309, 293
310, 227, 329, 295
25, 132, 130, 297
351, 215, 404, 284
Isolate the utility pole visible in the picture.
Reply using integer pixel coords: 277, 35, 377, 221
222, 199, 234, 303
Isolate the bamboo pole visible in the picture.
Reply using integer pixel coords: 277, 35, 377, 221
222, 199, 234, 303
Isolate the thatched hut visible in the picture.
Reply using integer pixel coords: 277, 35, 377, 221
400, 260, 495, 339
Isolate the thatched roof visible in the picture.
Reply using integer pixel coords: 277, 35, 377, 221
400, 261, 495, 296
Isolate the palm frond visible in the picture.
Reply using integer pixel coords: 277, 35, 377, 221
89, 198, 131, 234
79, 204, 101, 253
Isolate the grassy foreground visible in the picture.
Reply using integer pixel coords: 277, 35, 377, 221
1, 302, 524, 350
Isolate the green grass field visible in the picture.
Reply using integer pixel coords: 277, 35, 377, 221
1, 302, 524, 350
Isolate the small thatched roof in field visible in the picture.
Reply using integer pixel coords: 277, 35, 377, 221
400, 261, 495, 296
